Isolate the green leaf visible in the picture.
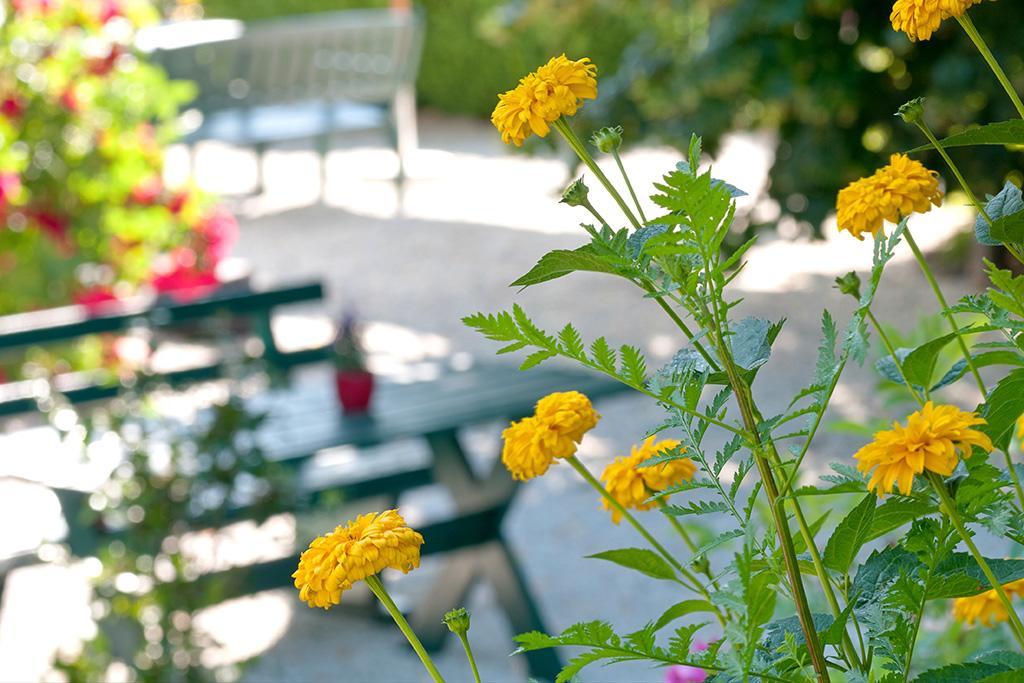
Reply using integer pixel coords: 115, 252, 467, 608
930, 553, 1024, 599
823, 494, 876, 572
652, 599, 715, 631
866, 497, 935, 542
586, 548, 678, 582
851, 546, 920, 606
763, 614, 835, 651
976, 182, 1024, 247
509, 245, 618, 288
519, 349, 556, 371
913, 662, 1013, 683
990, 209, 1024, 245
907, 120, 1024, 153
980, 368, 1024, 451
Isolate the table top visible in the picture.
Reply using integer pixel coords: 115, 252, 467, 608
253, 363, 628, 461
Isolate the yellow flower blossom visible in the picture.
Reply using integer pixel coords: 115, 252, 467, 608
854, 402, 993, 497
953, 579, 1024, 626
890, 0, 983, 42
534, 390, 600, 444
836, 154, 942, 240
292, 510, 423, 609
1017, 414, 1024, 446
500, 391, 600, 481
491, 55, 597, 146
600, 437, 697, 524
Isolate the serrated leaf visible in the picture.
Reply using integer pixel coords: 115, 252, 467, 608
520, 349, 555, 370
980, 369, 1024, 451
914, 662, 1013, 683
586, 548, 678, 582
930, 553, 1024, 599
763, 613, 835, 651
662, 500, 730, 517
823, 494, 876, 572
510, 245, 618, 288
976, 182, 1024, 247
907, 120, 1024, 153
866, 497, 935, 542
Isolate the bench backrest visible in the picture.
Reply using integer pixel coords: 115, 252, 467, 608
137, 9, 425, 113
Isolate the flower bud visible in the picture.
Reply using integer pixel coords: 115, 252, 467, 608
897, 97, 925, 124
590, 126, 623, 153
560, 177, 590, 207
443, 607, 471, 637
834, 272, 862, 299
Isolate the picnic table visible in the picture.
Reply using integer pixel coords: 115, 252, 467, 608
0, 282, 630, 681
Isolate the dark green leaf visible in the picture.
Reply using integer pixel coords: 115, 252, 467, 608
763, 613, 835, 651
980, 369, 1024, 451
976, 182, 1024, 247
913, 662, 1012, 683
907, 120, 1024, 153
866, 497, 935, 542
823, 494, 876, 572
652, 599, 715, 631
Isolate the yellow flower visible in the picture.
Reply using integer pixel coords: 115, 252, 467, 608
953, 580, 1024, 626
292, 510, 423, 609
500, 391, 599, 481
600, 437, 697, 524
534, 390, 600, 444
1016, 414, 1024, 445
836, 154, 942, 240
491, 55, 597, 146
854, 402, 993, 497
890, 0, 983, 41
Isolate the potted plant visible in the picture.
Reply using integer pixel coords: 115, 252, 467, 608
332, 314, 374, 414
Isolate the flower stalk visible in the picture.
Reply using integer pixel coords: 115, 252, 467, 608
366, 575, 447, 683
927, 472, 1024, 651
955, 15, 1024, 119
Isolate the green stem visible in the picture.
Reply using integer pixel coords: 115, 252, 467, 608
656, 498, 718, 589
580, 199, 611, 230
553, 118, 643, 230
612, 148, 648, 223
866, 309, 927, 405
640, 281, 722, 372
912, 119, 994, 227
564, 454, 726, 626
956, 15, 1024, 119
904, 227, 987, 396
928, 472, 1024, 651
364, 575, 447, 683
456, 633, 482, 683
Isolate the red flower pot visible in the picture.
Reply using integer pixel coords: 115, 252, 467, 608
334, 370, 374, 414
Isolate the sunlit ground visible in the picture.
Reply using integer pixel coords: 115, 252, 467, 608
0, 113, 988, 682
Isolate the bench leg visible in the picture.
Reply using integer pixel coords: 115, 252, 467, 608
391, 84, 417, 183
407, 540, 562, 683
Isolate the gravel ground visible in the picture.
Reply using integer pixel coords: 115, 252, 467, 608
0, 113, 993, 683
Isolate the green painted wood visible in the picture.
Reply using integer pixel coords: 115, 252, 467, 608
0, 282, 323, 350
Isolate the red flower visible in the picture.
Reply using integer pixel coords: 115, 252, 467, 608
60, 88, 79, 113
88, 45, 122, 76
31, 210, 68, 241
74, 286, 120, 315
1, 97, 24, 120
194, 206, 238, 263
167, 190, 190, 215
130, 176, 163, 205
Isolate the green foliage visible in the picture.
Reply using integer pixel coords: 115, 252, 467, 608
908, 120, 1024, 152
586, 548, 679, 583
823, 494, 876, 573
0, 0, 230, 316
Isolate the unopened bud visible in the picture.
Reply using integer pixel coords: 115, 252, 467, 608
443, 607, 471, 636
560, 177, 590, 207
897, 97, 925, 124
835, 272, 862, 299
590, 126, 623, 154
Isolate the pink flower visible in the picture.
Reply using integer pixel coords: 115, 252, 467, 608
0, 173, 21, 210
60, 88, 79, 113
1, 97, 24, 120
151, 250, 220, 302
665, 665, 707, 683
96, 0, 121, 23
130, 176, 163, 205
74, 286, 119, 315
194, 206, 238, 263
31, 210, 68, 241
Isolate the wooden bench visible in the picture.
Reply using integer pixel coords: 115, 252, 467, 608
0, 285, 629, 681
137, 8, 424, 191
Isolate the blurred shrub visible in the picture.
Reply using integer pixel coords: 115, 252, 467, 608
0, 0, 236, 316
199, 0, 1024, 238
198, 0, 646, 118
